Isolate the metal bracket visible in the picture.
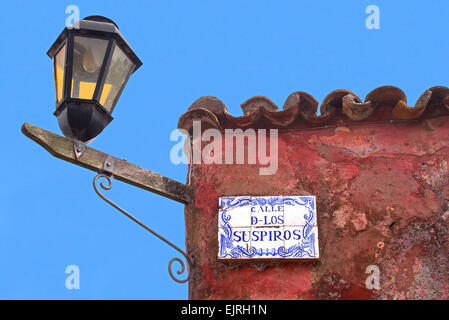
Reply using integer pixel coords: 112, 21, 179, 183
93, 171, 193, 284
22, 123, 194, 283
102, 155, 114, 176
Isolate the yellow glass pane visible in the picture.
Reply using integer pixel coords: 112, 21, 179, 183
78, 82, 96, 100
53, 44, 66, 103
70, 80, 111, 106
99, 84, 112, 106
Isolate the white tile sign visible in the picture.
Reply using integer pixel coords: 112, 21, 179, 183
218, 196, 319, 260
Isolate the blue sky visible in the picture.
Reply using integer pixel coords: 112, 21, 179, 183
0, 0, 448, 299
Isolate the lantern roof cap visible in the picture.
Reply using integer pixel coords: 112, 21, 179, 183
47, 15, 142, 71
83, 15, 119, 29
178, 86, 449, 132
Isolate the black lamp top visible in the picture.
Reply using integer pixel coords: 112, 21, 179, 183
47, 14, 142, 70
83, 16, 119, 29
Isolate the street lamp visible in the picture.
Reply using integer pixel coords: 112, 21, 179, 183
47, 15, 142, 143
22, 15, 193, 284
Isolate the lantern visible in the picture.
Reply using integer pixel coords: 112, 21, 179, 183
47, 16, 142, 143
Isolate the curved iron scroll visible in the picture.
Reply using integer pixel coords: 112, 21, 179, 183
93, 173, 192, 283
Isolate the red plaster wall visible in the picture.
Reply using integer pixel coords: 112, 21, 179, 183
184, 117, 449, 300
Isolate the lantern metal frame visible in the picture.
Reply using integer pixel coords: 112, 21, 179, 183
47, 16, 143, 142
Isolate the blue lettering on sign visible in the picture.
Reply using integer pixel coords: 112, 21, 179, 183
232, 229, 301, 242
251, 205, 282, 213
251, 215, 284, 226
219, 196, 318, 259
251, 216, 258, 225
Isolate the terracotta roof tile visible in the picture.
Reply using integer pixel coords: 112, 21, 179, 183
178, 86, 449, 131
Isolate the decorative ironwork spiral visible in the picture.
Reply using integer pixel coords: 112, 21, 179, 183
93, 173, 192, 283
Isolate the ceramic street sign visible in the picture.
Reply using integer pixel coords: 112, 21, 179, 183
218, 196, 319, 260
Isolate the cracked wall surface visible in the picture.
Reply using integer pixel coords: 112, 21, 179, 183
184, 117, 449, 300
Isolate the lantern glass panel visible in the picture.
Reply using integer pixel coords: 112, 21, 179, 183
53, 43, 66, 103
99, 44, 134, 112
71, 36, 109, 100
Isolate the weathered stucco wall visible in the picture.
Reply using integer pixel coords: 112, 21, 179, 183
180, 88, 449, 300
